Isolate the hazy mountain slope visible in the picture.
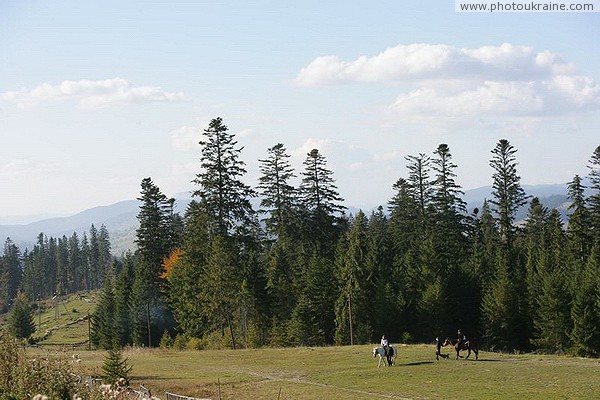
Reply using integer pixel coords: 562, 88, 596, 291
0, 182, 583, 255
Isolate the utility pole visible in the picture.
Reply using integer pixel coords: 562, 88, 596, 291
348, 276, 354, 346
146, 302, 151, 347
88, 313, 91, 350
38, 295, 42, 333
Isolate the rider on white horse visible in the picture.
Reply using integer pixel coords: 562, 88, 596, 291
381, 335, 392, 365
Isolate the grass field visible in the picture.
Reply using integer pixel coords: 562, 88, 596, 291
30, 344, 600, 400
31, 290, 99, 347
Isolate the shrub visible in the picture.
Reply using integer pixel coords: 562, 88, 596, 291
186, 337, 203, 351
0, 329, 77, 399
159, 330, 174, 349
173, 333, 188, 350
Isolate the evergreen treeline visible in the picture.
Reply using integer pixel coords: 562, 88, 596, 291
92, 122, 600, 355
0, 224, 113, 313
5, 117, 600, 357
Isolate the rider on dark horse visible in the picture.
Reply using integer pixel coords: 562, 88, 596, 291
457, 329, 469, 348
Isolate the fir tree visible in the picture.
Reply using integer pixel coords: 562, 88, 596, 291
587, 146, 600, 242
167, 201, 211, 339
91, 274, 116, 349
7, 292, 35, 339
200, 236, 242, 349
489, 139, 530, 249
566, 175, 591, 264
569, 243, 600, 356
299, 149, 346, 254
405, 153, 432, 218
258, 143, 297, 239
102, 347, 132, 385
131, 177, 178, 347
192, 117, 257, 237
334, 211, 371, 345
1, 238, 22, 310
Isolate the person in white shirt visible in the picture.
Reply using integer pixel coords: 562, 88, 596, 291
380, 335, 391, 364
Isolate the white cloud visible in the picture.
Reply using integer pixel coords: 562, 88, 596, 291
1, 78, 186, 109
295, 43, 573, 86
295, 43, 598, 125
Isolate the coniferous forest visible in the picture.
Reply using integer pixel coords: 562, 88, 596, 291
3, 117, 600, 356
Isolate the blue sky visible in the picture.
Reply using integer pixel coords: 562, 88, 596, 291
1, 0, 599, 218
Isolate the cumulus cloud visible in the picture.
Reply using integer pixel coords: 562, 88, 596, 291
295, 43, 574, 86
1, 78, 186, 109
295, 43, 598, 123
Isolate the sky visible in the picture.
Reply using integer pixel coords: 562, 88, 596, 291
1, 0, 599, 219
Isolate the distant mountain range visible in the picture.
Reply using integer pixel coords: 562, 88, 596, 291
0, 182, 587, 256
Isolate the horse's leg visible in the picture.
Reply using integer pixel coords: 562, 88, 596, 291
466, 348, 471, 359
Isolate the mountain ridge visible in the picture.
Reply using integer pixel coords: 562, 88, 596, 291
0, 182, 582, 255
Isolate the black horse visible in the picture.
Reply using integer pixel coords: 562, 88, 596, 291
442, 337, 479, 360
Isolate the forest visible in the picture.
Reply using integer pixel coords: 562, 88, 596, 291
2, 116, 600, 357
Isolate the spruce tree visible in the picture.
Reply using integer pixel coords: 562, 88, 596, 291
587, 146, 600, 242
192, 117, 257, 237
299, 148, 346, 254
113, 253, 134, 346
258, 143, 297, 239
334, 211, 371, 345
102, 347, 132, 385
569, 243, 600, 356
167, 201, 211, 339
405, 153, 432, 218
91, 275, 116, 349
489, 139, 529, 249
7, 292, 35, 339
131, 177, 178, 347
289, 252, 337, 345
1, 238, 22, 309
566, 175, 591, 264
200, 236, 241, 349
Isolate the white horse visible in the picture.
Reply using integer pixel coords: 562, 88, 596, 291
373, 345, 398, 367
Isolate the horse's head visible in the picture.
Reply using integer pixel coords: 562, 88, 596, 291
442, 337, 452, 347
373, 347, 378, 358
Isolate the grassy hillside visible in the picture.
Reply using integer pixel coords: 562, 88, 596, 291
29, 290, 99, 347
31, 344, 600, 400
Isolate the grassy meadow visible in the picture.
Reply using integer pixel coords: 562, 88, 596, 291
18, 292, 600, 399
28, 344, 600, 400
32, 290, 99, 347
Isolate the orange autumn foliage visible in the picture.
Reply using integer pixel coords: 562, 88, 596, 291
161, 248, 182, 279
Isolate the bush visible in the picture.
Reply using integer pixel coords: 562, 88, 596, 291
202, 330, 234, 350
159, 330, 174, 349
0, 329, 77, 399
186, 337, 203, 350
173, 333, 188, 350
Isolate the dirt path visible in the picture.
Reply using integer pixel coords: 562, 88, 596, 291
246, 370, 419, 400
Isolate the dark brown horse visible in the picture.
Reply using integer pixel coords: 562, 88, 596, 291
442, 337, 478, 360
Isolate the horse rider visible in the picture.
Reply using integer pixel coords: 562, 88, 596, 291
457, 329, 469, 347
381, 335, 392, 365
